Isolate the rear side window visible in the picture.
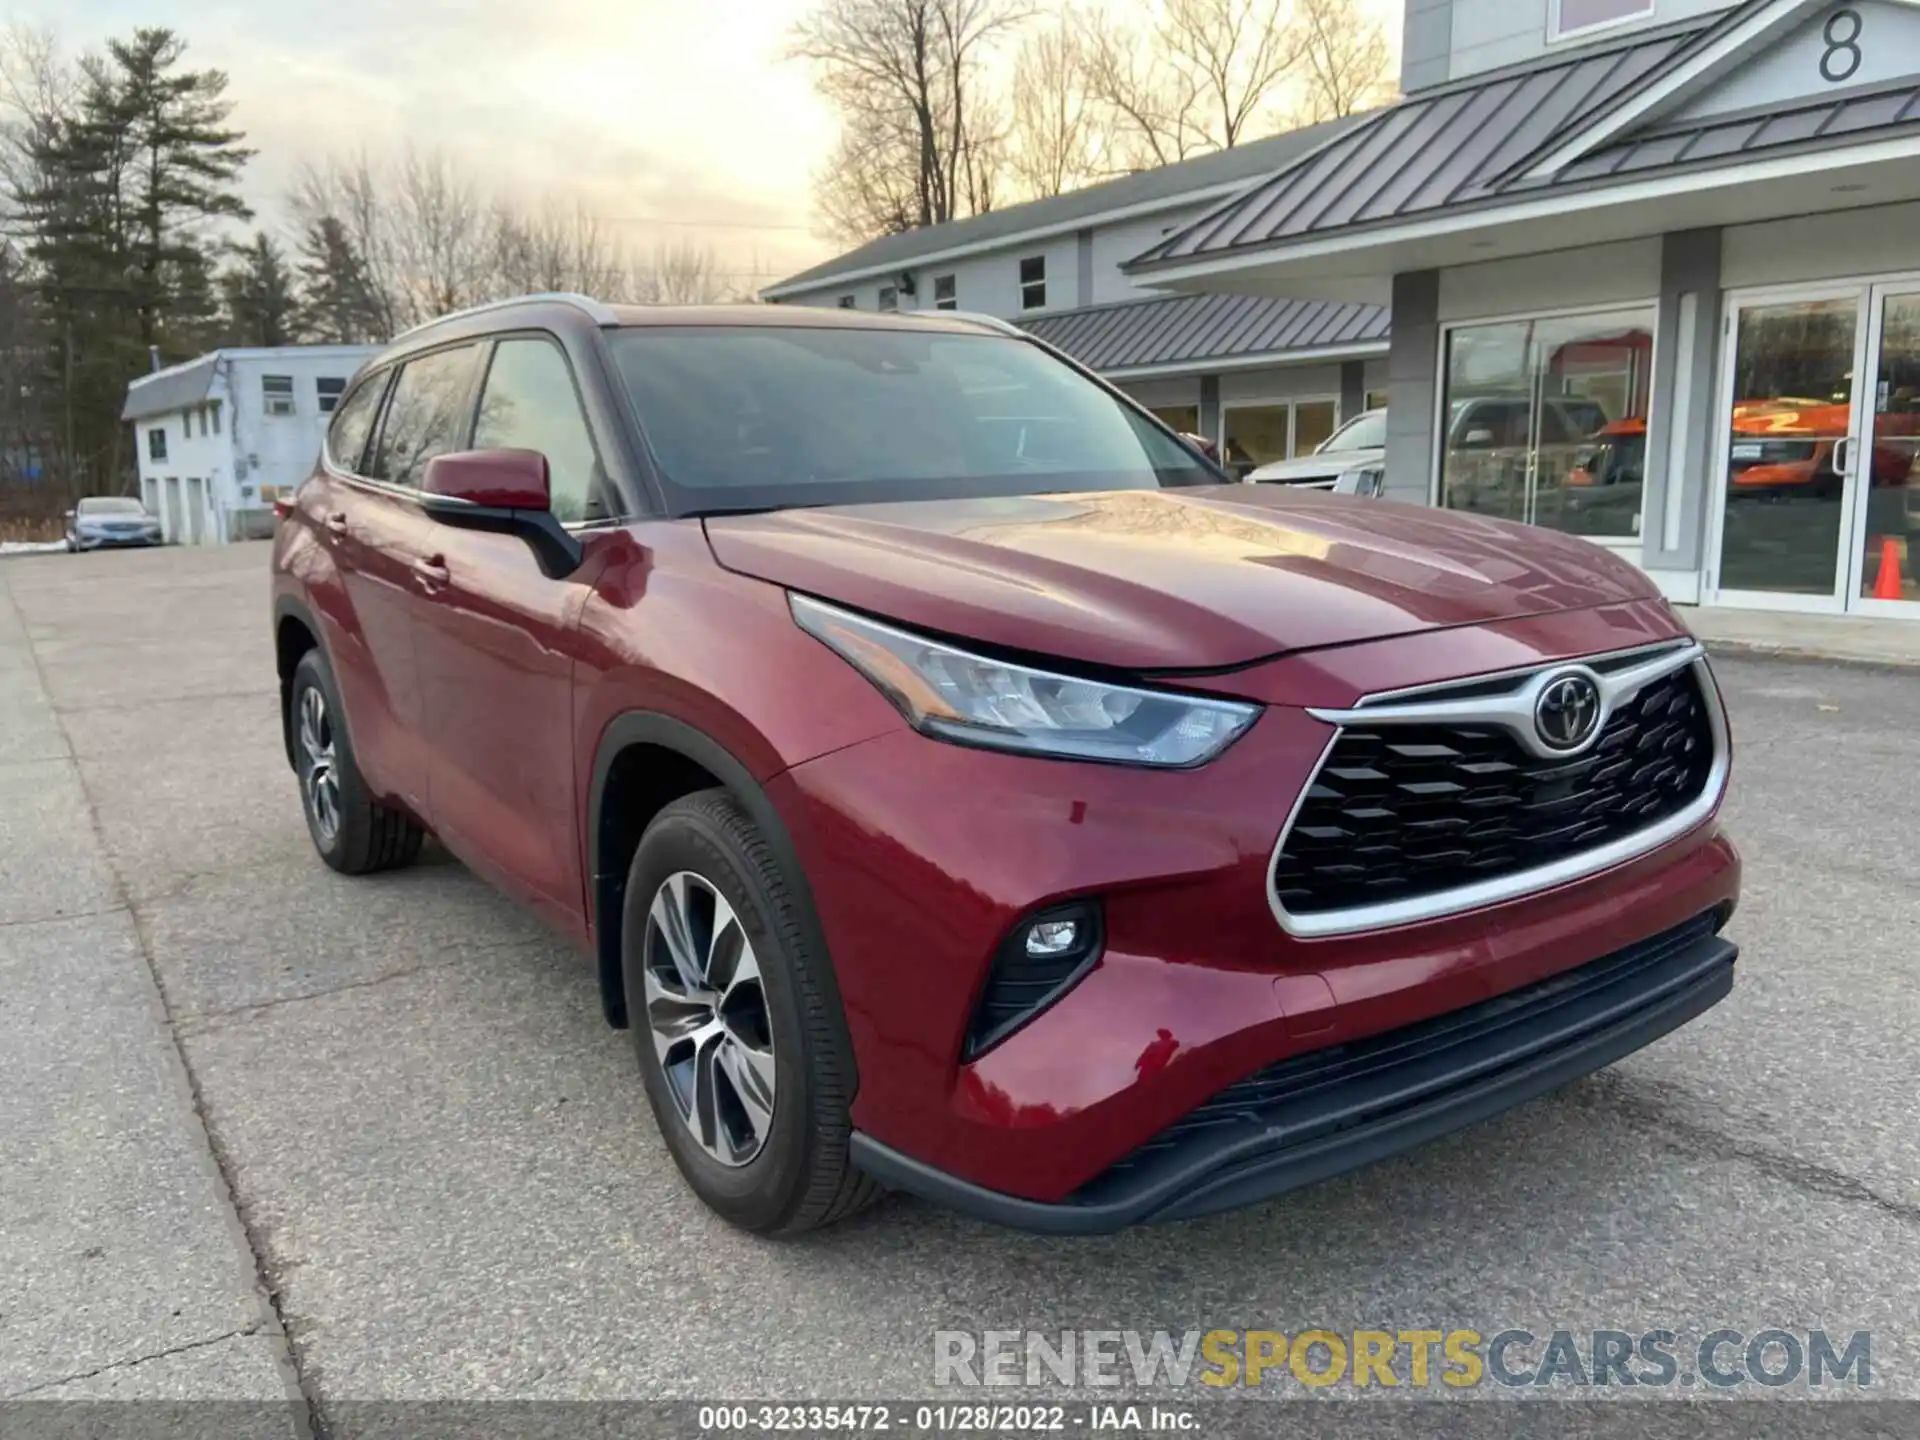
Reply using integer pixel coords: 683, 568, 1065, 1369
472, 338, 604, 524
370, 345, 481, 488
326, 374, 387, 474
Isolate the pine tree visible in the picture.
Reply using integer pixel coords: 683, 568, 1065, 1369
220, 232, 296, 346
295, 214, 388, 343
103, 28, 254, 356
12, 27, 250, 495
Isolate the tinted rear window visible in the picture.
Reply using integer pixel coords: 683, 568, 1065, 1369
609, 325, 1214, 513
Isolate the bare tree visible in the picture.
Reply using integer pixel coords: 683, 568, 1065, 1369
0, 25, 74, 230
634, 239, 731, 305
490, 198, 628, 299
789, 0, 1030, 242
1082, 0, 1304, 169
289, 151, 400, 336
1291, 0, 1395, 123
389, 148, 488, 322
292, 145, 741, 318
1006, 15, 1100, 199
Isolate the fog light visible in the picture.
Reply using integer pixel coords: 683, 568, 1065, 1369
1024, 919, 1081, 958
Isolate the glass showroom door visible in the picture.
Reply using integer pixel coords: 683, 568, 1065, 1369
1710, 291, 1868, 608
1848, 287, 1920, 614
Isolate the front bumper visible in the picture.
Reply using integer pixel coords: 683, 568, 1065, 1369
852, 910, 1733, 1232
73, 532, 161, 549
775, 601, 1739, 1217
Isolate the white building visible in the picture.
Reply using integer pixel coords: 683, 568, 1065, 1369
121, 345, 379, 544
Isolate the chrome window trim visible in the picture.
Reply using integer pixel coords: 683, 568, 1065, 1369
1268, 643, 1729, 941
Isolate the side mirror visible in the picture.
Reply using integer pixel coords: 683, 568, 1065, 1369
64, 509, 75, 521
420, 449, 583, 578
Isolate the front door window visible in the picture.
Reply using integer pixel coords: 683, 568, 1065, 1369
1712, 286, 1920, 613
1715, 298, 1858, 598
1861, 293, 1920, 605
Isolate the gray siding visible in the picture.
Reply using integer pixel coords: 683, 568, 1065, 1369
1402, 0, 1455, 93
1383, 271, 1441, 504
1643, 228, 1723, 571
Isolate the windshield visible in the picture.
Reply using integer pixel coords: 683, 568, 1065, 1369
1320, 410, 1386, 453
77, 497, 146, 516
609, 325, 1218, 514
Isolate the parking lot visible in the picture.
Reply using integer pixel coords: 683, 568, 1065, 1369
3, 542, 1918, 1416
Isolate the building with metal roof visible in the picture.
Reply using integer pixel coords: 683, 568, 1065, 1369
1126, 0, 1920, 623
765, 116, 1394, 477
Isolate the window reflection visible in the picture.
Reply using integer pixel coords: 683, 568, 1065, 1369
1864, 294, 1920, 604
1440, 307, 1655, 540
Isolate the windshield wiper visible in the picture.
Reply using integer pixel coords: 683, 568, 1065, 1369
680, 500, 840, 520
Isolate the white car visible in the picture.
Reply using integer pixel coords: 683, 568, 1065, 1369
1244, 409, 1386, 488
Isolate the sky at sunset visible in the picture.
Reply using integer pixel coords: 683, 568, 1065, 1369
13, 0, 1402, 290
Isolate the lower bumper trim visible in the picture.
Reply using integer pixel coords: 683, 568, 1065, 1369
852, 915, 1736, 1235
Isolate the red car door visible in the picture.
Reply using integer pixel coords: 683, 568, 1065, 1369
302, 370, 432, 814
412, 335, 608, 936
323, 343, 487, 815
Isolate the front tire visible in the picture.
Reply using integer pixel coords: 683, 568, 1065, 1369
622, 789, 878, 1234
289, 649, 424, 875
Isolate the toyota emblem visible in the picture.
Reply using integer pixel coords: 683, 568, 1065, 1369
1534, 672, 1603, 751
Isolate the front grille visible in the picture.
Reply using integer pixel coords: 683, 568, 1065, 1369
1100, 909, 1724, 1179
1272, 663, 1716, 918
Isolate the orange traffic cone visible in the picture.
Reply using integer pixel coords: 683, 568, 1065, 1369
1871, 536, 1905, 601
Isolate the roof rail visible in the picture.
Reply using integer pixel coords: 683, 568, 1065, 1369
394, 292, 619, 341
932, 309, 1024, 336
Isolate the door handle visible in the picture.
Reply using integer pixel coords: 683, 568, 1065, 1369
323, 511, 349, 537
411, 556, 450, 590
1831, 437, 1854, 477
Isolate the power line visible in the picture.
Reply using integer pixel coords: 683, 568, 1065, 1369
600, 215, 814, 232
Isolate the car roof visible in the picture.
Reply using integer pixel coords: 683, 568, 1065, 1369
377, 295, 1010, 367
600, 303, 999, 335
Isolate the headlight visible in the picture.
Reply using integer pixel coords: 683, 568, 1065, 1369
792, 595, 1259, 768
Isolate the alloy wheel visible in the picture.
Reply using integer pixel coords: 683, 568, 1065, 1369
297, 685, 341, 845
642, 871, 777, 1167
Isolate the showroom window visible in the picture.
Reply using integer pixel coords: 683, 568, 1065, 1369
1438, 304, 1656, 541
1550, 0, 1654, 41
1220, 397, 1341, 478
1149, 405, 1200, 435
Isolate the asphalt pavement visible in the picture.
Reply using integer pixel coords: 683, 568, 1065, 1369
1, 543, 1916, 1421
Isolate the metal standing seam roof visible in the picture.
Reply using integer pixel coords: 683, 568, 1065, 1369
121, 356, 220, 422
762, 114, 1369, 296
1020, 292, 1388, 372
1557, 80, 1920, 181
1128, 0, 1920, 270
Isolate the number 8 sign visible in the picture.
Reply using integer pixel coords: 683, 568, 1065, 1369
1821, 9, 1864, 85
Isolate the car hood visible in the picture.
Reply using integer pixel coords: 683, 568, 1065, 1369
1247, 447, 1385, 484
702, 486, 1665, 673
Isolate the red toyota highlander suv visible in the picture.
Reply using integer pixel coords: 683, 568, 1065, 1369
271, 296, 1739, 1235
